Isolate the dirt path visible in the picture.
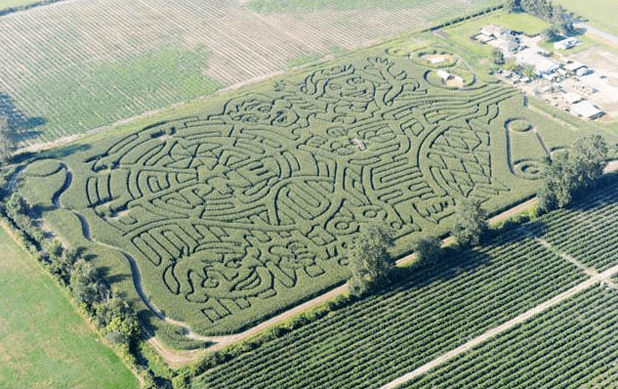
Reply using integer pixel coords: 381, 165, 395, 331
379, 261, 618, 389
535, 237, 597, 276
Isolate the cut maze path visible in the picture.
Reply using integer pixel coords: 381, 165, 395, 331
145, 196, 539, 366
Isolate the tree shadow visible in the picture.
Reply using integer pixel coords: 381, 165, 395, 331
375, 219, 550, 296
0, 92, 46, 143
40, 143, 91, 159
98, 266, 130, 284
567, 173, 618, 212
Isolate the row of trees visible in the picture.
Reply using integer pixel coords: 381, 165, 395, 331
347, 198, 488, 296
538, 135, 609, 211
3, 192, 141, 352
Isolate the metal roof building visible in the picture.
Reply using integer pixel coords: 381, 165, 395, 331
571, 101, 604, 119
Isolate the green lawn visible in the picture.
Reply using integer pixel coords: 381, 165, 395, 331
555, 0, 618, 36
0, 0, 38, 9
0, 224, 139, 389
0, 0, 56, 12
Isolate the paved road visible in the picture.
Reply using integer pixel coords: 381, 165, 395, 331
574, 22, 618, 47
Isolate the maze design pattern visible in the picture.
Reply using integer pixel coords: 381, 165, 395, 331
81, 53, 518, 327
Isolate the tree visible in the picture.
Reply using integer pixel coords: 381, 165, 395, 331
570, 134, 608, 188
504, 0, 521, 12
491, 49, 505, 65
0, 115, 13, 164
413, 236, 443, 265
348, 223, 395, 296
452, 198, 488, 246
544, 25, 562, 42
538, 135, 608, 212
70, 259, 110, 307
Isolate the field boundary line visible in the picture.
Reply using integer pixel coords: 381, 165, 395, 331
534, 237, 597, 276
379, 263, 618, 389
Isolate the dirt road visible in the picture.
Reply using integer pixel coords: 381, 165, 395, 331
148, 196, 540, 366
379, 260, 618, 389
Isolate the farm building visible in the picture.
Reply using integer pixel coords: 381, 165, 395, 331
571, 101, 604, 119
554, 37, 581, 50
474, 34, 495, 44
515, 48, 559, 77
576, 67, 593, 77
563, 92, 583, 104
564, 61, 586, 73
436, 69, 452, 82
480, 24, 510, 38
428, 55, 447, 64
488, 34, 520, 53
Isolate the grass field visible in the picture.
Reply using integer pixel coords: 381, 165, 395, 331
0, 224, 139, 388
193, 178, 618, 388
0, 0, 504, 147
555, 0, 618, 36
15, 32, 617, 340
0, 0, 42, 10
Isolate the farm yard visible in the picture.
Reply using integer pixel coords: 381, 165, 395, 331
16, 40, 607, 338
0, 0, 504, 147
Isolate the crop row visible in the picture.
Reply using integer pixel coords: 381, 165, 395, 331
401, 285, 618, 388
531, 179, 618, 271
196, 229, 585, 389
0, 0, 503, 145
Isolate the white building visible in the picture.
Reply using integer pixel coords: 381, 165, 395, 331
563, 92, 582, 104
554, 37, 581, 50
571, 101, 604, 119
565, 61, 585, 73
480, 24, 510, 38
515, 48, 559, 77
576, 67, 593, 77
436, 69, 452, 82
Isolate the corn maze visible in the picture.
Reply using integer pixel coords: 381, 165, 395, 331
20, 49, 578, 334
193, 180, 618, 388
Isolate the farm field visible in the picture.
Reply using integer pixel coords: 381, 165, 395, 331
0, 0, 41, 10
0, 224, 139, 388
0, 0, 504, 146
16, 36, 611, 338
400, 286, 618, 388
555, 0, 618, 36
193, 178, 618, 388
531, 183, 618, 272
